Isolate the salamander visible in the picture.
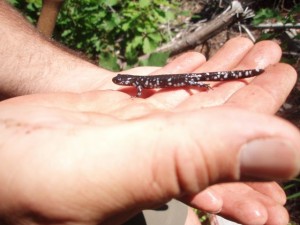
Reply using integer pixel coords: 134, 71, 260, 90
112, 69, 264, 97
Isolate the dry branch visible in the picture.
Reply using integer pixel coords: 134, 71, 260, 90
37, 0, 65, 37
155, 1, 244, 56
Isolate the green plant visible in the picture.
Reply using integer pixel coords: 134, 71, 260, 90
252, 3, 300, 64
253, 3, 300, 25
7, 0, 41, 23
252, 8, 281, 25
285, 178, 300, 200
284, 177, 300, 225
55, 0, 179, 70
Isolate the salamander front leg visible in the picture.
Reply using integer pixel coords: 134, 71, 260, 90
136, 85, 143, 97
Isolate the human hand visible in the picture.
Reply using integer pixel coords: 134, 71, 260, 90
0, 37, 299, 225
102, 37, 297, 225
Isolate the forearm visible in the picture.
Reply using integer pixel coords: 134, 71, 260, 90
0, 0, 111, 97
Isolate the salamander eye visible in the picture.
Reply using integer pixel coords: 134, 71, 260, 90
112, 76, 121, 84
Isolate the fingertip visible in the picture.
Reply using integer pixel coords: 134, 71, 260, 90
225, 62, 298, 114
197, 37, 254, 71
248, 182, 287, 205
158, 51, 206, 74
221, 200, 268, 225
228, 36, 254, 46
186, 189, 223, 213
252, 63, 298, 112
237, 40, 282, 70
265, 63, 297, 85
255, 40, 282, 56
180, 51, 207, 62
240, 138, 300, 180
265, 204, 290, 225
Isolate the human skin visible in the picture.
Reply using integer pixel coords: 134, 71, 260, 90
0, 1, 300, 224
0, 38, 300, 225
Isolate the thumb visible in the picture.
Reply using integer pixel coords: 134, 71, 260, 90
146, 107, 300, 195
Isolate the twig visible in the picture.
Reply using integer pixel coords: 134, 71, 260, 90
240, 24, 256, 42
250, 23, 300, 29
282, 51, 300, 57
140, 0, 244, 59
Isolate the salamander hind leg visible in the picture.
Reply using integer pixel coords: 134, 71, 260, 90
188, 80, 212, 90
196, 82, 212, 90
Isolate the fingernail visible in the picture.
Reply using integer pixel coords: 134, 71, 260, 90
240, 139, 300, 180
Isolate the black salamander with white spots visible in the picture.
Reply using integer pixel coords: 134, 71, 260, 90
112, 69, 264, 97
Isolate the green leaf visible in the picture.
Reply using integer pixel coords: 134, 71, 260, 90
256, 32, 276, 42
101, 20, 117, 32
12, 0, 182, 70
287, 191, 300, 200
148, 33, 162, 43
139, 0, 151, 8
99, 53, 120, 71
139, 52, 169, 66
125, 43, 139, 64
61, 29, 72, 37
136, 27, 144, 33
253, 8, 280, 25
121, 22, 131, 31
132, 36, 143, 48
105, 0, 119, 7
153, 8, 167, 23
165, 11, 175, 20
143, 37, 157, 54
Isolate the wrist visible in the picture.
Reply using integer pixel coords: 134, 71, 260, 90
0, 0, 114, 96
27, 50, 114, 95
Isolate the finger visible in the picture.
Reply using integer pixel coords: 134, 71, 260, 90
183, 182, 286, 224
122, 66, 161, 75
193, 37, 254, 72
225, 63, 297, 114
180, 189, 223, 214
113, 107, 300, 213
185, 208, 202, 225
209, 183, 268, 224
206, 40, 282, 91
115, 107, 300, 205
152, 52, 206, 75
176, 40, 283, 111
246, 182, 286, 205
206, 183, 289, 225
171, 108, 300, 186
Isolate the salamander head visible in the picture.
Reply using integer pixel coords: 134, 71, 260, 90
112, 74, 135, 86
